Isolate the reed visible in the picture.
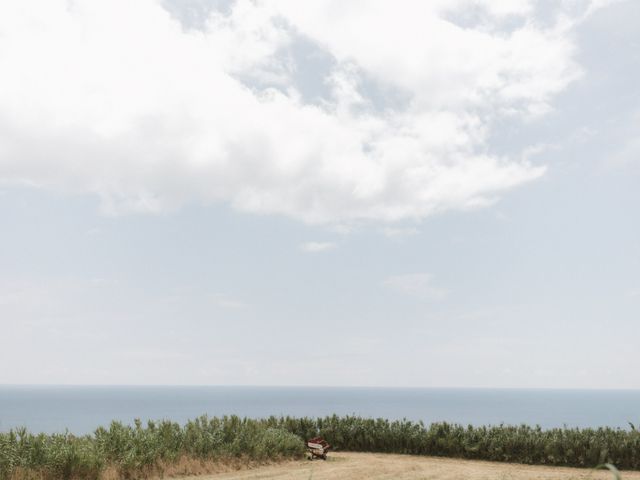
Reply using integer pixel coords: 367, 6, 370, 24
2, 415, 640, 479
0, 416, 304, 480
270, 415, 640, 469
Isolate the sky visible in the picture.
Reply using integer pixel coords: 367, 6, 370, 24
0, 0, 638, 388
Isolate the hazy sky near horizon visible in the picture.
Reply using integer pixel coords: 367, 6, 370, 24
0, 0, 639, 388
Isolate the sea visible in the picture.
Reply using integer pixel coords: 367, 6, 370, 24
1, 386, 639, 435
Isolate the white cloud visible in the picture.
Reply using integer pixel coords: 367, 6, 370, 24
300, 241, 337, 253
582, 0, 624, 18
383, 273, 448, 300
0, 0, 599, 225
272, 0, 580, 114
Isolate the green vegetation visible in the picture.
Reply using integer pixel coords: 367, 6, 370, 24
0, 416, 304, 480
2, 415, 640, 479
271, 415, 640, 469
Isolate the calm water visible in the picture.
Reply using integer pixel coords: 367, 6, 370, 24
1, 386, 639, 434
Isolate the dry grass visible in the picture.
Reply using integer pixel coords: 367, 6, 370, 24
4, 456, 289, 480
183, 452, 640, 480
153, 456, 292, 479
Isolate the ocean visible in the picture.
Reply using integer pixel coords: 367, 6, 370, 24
1, 386, 639, 434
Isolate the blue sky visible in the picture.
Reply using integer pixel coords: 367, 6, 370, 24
0, 0, 638, 387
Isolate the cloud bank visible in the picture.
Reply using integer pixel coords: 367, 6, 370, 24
0, 0, 596, 224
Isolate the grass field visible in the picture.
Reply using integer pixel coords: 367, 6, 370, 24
189, 452, 640, 480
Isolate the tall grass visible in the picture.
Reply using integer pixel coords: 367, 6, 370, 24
0, 416, 304, 480
269, 415, 640, 469
2, 415, 640, 479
